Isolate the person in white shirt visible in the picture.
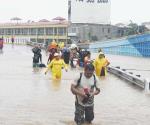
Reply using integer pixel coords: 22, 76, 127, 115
71, 64, 100, 125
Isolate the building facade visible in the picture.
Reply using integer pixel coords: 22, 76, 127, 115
68, 23, 128, 43
0, 20, 68, 44
67, 0, 129, 44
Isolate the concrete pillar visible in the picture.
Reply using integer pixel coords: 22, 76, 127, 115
57, 27, 59, 43
44, 27, 46, 44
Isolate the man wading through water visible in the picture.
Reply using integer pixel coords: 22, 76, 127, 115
71, 64, 100, 125
32, 45, 42, 67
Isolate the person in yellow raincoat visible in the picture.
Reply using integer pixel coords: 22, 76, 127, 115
93, 52, 110, 77
45, 53, 67, 79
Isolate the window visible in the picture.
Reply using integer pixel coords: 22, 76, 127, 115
22, 28, 29, 35
58, 27, 66, 35
29, 28, 37, 35
5, 29, 13, 35
37, 28, 44, 35
54, 28, 57, 35
0, 29, 4, 35
46, 28, 53, 35
14, 28, 20, 35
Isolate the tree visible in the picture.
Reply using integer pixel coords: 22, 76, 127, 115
127, 23, 138, 35
138, 25, 149, 33
127, 23, 149, 35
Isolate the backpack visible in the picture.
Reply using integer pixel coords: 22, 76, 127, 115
39, 63, 46, 68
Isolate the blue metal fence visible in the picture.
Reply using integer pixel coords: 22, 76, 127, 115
89, 34, 150, 57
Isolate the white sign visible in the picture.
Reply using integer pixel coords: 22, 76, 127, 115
68, 0, 111, 24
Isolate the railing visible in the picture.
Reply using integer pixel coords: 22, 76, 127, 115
108, 66, 150, 91
4, 38, 28, 45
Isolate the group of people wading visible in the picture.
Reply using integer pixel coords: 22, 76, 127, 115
32, 41, 110, 125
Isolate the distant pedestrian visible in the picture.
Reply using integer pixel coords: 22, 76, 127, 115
62, 47, 70, 65
0, 36, 4, 52
84, 51, 91, 66
70, 44, 79, 68
45, 53, 68, 80
32, 45, 42, 67
11, 37, 14, 44
94, 52, 110, 77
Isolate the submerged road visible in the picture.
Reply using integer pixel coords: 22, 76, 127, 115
0, 44, 150, 125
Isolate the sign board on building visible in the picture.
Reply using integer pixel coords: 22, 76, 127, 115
68, 0, 111, 24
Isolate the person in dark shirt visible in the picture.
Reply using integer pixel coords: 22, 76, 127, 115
11, 37, 14, 44
61, 47, 70, 65
32, 45, 42, 67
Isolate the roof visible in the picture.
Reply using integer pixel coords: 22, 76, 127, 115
39, 19, 50, 22
0, 21, 69, 28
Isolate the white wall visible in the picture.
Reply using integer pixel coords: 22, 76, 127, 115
70, 0, 111, 24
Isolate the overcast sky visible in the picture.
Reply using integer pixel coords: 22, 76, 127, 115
0, 0, 149, 24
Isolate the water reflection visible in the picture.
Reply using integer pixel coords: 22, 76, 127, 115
11, 44, 14, 49
98, 76, 107, 80
32, 67, 46, 73
0, 49, 3, 54
60, 120, 101, 125
32, 67, 40, 73
51, 79, 61, 91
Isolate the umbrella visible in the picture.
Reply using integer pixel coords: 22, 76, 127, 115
10, 17, 22, 23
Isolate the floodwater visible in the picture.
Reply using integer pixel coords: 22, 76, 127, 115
0, 44, 150, 125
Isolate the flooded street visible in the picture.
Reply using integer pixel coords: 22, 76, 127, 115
0, 44, 150, 125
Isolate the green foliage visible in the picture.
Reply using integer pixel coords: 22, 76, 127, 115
126, 23, 149, 35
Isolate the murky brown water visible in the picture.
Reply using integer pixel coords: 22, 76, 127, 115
0, 44, 150, 125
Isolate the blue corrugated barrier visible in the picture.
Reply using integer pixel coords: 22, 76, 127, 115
89, 34, 150, 57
